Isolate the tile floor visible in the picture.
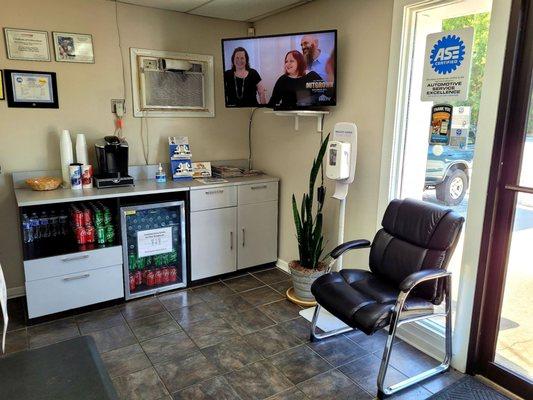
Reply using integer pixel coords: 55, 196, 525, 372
1, 267, 464, 399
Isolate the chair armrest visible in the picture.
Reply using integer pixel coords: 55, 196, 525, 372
330, 239, 371, 259
399, 269, 451, 293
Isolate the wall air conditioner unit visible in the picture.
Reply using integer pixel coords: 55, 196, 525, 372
130, 48, 214, 117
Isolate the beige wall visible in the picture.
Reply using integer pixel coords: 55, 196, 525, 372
0, 0, 249, 291
252, 0, 394, 268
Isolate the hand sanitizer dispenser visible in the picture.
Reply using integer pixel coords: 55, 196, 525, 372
326, 141, 351, 180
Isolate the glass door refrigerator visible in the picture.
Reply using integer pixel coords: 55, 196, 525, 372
120, 201, 187, 300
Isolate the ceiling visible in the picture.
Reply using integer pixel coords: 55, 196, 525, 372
118, 0, 314, 22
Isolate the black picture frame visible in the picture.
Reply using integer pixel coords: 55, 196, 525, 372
4, 69, 59, 109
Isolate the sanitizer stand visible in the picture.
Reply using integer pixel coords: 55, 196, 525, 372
326, 122, 357, 272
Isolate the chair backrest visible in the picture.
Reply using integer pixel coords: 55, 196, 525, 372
369, 198, 465, 303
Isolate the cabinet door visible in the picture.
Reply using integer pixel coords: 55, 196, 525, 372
237, 201, 278, 269
191, 207, 237, 280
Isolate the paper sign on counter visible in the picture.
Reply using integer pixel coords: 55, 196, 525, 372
137, 227, 172, 257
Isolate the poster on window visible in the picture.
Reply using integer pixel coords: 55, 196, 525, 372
421, 28, 474, 102
429, 104, 452, 145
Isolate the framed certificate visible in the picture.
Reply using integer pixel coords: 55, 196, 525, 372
4, 28, 51, 61
4, 70, 59, 109
0, 71, 4, 100
52, 32, 94, 63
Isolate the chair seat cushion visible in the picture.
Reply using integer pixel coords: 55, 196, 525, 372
311, 269, 434, 335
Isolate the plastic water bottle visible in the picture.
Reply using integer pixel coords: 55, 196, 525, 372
40, 211, 50, 238
30, 213, 40, 240
22, 214, 33, 243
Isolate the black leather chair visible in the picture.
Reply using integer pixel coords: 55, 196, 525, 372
310, 198, 464, 398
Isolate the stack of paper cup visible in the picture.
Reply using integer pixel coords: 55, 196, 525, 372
60, 130, 74, 188
76, 134, 89, 166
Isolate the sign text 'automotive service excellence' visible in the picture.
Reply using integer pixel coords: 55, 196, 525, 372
421, 27, 474, 102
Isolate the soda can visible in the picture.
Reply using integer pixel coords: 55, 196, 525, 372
135, 270, 142, 286
104, 209, 112, 225
69, 163, 82, 190
161, 267, 169, 284
83, 208, 92, 226
96, 226, 106, 244
105, 224, 115, 243
75, 226, 87, 244
169, 267, 177, 283
129, 274, 136, 292
154, 269, 163, 285
94, 209, 104, 227
72, 210, 84, 228
85, 225, 95, 243
146, 270, 155, 287
82, 165, 93, 189
128, 253, 137, 270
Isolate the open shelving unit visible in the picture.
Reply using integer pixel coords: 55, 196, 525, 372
265, 110, 329, 132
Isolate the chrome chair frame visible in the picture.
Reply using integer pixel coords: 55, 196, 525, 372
310, 256, 453, 399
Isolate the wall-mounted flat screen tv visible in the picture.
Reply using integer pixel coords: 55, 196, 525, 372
222, 29, 337, 109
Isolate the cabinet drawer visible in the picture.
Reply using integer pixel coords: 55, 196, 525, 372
26, 264, 124, 319
190, 186, 237, 211
24, 246, 123, 282
238, 182, 278, 205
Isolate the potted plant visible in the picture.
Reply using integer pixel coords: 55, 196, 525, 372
289, 134, 330, 302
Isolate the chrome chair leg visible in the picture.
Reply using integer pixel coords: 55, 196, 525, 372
310, 305, 354, 342
376, 276, 453, 399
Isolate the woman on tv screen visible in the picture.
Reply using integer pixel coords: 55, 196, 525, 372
268, 50, 323, 109
223, 47, 267, 107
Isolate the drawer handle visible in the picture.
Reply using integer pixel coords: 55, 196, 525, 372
61, 255, 90, 262
63, 273, 90, 282
251, 185, 267, 190
205, 189, 224, 195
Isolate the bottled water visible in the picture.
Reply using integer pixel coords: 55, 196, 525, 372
30, 213, 40, 240
40, 211, 50, 238
22, 214, 33, 243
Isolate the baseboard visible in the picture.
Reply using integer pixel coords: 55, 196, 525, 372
276, 258, 289, 272
7, 285, 25, 299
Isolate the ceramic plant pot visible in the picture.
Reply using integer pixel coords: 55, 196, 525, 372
288, 260, 327, 301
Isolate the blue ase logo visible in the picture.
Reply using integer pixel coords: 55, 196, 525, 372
429, 34, 466, 75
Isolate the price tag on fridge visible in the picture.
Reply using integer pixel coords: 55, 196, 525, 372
137, 227, 173, 257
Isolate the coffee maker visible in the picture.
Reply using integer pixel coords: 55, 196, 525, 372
94, 136, 134, 188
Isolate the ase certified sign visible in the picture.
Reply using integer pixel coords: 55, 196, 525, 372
421, 28, 474, 102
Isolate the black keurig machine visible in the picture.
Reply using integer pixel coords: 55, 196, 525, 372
94, 136, 134, 188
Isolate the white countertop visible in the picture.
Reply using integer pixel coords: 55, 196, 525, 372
15, 175, 279, 207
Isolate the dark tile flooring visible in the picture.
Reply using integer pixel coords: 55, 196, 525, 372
1, 267, 464, 399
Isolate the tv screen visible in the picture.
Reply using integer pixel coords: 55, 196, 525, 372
222, 30, 337, 109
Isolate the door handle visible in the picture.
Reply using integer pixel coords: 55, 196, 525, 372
63, 273, 90, 282
242, 228, 245, 247
61, 255, 89, 262
230, 231, 233, 250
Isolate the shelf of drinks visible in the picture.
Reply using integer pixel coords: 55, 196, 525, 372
22, 236, 121, 261
128, 266, 184, 298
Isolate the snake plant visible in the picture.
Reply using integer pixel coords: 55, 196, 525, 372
292, 134, 330, 269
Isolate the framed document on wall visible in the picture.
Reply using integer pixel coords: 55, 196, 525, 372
4, 70, 59, 109
4, 28, 51, 61
52, 32, 94, 63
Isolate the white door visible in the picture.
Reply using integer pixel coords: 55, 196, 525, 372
191, 207, 237, 280
237, 201, 278, 269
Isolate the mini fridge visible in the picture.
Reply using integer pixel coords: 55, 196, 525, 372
120, 201, 187, 299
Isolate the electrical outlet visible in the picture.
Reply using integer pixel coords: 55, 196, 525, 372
111, 99, 125, 115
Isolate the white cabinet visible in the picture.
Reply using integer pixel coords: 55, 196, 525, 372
190, 179, 278, 281
237, 201, 278, 269
190, 207, 237, 280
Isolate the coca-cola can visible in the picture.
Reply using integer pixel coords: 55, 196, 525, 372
146, 270, 155, 287
83, 208, 92, 226
161, 267, 169, 284
72, 210, 84, 227
154, 269, 163, 285
169, 267, 177, 282
75, 226, 87, 244
134, 270, 142, 286
129, 274, 136, 292
85, 225, 95, 243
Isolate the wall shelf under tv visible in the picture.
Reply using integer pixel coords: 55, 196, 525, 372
265, 110, 329, 132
